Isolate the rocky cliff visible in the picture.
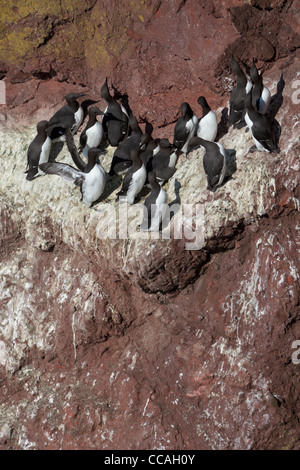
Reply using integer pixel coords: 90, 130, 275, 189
0, 0, 299, 450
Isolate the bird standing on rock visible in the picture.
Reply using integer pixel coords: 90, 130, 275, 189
188, 136, 227, 192
140, 170, 167, 232
46, 92, 86, 142
100, 77, 129, 146
250, 59, 271, 115
40, 147, 107, 207
108, 114, 143, 176
196, 96, 218, 142
116, 147, 147, 205
142, 138, 178, 185
25, 120, 52, 181
228, 56, 248, 129
244, 91, 279, 154
79, 106, 105, 159
173, 102, 198, 154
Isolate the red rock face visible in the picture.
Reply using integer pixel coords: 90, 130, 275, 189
0, 191, 299, 450
0, 0, 300, 451
1, 0, 299, 136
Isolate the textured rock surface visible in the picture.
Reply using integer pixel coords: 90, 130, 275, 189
0, 0, 300, 451
1, 0, 299, 134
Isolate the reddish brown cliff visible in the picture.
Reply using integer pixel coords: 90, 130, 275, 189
1, 0, 299, 134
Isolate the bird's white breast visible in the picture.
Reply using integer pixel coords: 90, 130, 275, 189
39, 136, 52, 164
148, 188, 167, 232
37, 136, 52, 175
245, 80, 252, 93
245, 111, 269, 152
73, 106, 84, 132
169, 151, 178, 167
215, 142, 227, 186
83, 123, 104, 158
259, 87, 271, 114
197, 110, 218, 142
82, 164, 106, 206
181, 114, 198, 153
120, 165, 147, 205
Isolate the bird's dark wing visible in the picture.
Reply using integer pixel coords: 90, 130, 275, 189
251, 114, 277, 151
79, 129, 87, 150
65, 127, 86, 171
203, 151, 224, 187
39, 162, 83, 186
116, 167, 135, 197
155, 166, 177, 182
173, 119, 188, 147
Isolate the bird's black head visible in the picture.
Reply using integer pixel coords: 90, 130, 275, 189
89, 106, 105, 116
158, 138, 171, 148
36, 120, 49, 132
180, 102, 193, 117
88, 147, 105, 163
250, 59, 260, 83
231, 55, 242, 75
197, 96, 210, 109
148, 170, 157, 186
139, 133, 152, 150
65, 92, 87, 102
244, 90, 253, 109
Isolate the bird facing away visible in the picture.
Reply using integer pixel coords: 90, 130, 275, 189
26, 120, 52, 181
173, 102, 198, 154
244, 91, 280, 154
108, 114, 143, 176
101, 77, 129, 146
79, 106, 105, 159
188, 136, 227, 192
139, 133, 161, 166
196, 96, 218, 142
250, 59, 271, 114
140, 170, 167, 232
116, 147, 147, 205
39, 147, 107, 207
228, 56, 248, 129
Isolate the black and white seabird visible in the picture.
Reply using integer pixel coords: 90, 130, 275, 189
140, 170, 167, 232
228, 56, 248, 129
139, 133, 160, 165
151, 139, 178, 169
144, 138, 178, 184
79, 106, 105, 159
39, 147, 107, 207
189, 136, 227, 192
139, 133, 176, 184
108, 115, 143, 176
244, 91, 280, 154
249, 59, 271, 115
196, 96, 218, 142
237, 57, 253, 94
116, 147, 147, 205
101, 77, 129, 146
25, 120, 52, 181
173, 102, 198, 154
46, 92, 86, 142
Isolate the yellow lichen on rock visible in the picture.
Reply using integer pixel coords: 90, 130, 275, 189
0, 0, 95, 65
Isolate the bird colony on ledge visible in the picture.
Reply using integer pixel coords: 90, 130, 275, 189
25, 56, 281, 231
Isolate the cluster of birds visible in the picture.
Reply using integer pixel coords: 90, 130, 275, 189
25, 56, 280, 231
